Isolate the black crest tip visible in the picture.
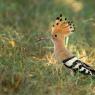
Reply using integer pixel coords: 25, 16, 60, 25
56, 17, 60, 20
60, 19, 62, 21
56, 23, 59, 25
60, 14, 62, 17
65, 18, 67, 20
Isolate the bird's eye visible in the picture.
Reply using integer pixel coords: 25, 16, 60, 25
55, 35, 57, 37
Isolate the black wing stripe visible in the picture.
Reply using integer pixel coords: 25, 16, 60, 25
69, 60, 79, 68
80, 68, 86, 74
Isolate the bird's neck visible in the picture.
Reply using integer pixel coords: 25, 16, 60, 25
53, 38, 73, 60
54, 39, 66, 51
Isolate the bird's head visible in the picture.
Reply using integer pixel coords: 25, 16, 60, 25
51, 14, 75, 43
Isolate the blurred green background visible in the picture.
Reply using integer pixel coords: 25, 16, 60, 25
0, 0, 95, 95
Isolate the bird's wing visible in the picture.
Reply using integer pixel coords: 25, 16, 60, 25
62, 56, 95, 76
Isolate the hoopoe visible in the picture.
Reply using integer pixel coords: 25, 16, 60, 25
51, 14, 95, 76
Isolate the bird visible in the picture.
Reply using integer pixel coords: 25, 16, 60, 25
50, 14, 95, 77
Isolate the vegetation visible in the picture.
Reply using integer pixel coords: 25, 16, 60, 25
0, 0, 95, 95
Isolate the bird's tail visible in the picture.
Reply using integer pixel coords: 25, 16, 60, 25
90, 69, 95, 77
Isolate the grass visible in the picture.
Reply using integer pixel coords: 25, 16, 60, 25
0, 0, 95, 95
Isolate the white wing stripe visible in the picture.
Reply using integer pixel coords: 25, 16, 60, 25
85, 69, 89, 74
79, 67, 85, 71
65, 57, 78, 67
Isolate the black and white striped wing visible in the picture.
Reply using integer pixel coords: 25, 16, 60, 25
63, 56, 95, 76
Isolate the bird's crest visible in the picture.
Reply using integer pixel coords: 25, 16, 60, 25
51, 14, 75, 36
